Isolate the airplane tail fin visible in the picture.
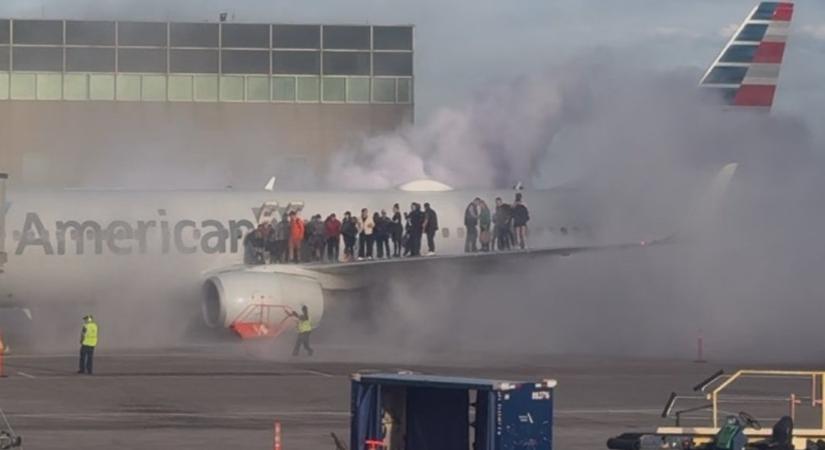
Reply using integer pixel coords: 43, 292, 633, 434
700, 2, 794, 109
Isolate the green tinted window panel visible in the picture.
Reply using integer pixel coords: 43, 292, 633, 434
168, 75, 193, 102
141, 75, 166, 101
296, 76, 319, 102
63, 73, 88, 100
272, 76, 295, 102
194, 75, 218, 102
246, 76, 269, 102
89, 74, 115, 100
347, 77, 369, 102
10, 73, 35, 100
0, 72, 8, 100
397, 78, 412, 103
372, 78, 396, 102
36, 73, 62, 100
116, 74, 141, 101
322, 77, 346, 102
220, 75, 244, 102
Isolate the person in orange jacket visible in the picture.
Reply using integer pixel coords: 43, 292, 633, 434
288, 211, 305, 263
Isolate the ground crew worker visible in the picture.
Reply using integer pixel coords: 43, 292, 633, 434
464, 198, 479, 253
289, 305, 314, 356
78, 315, 98, 375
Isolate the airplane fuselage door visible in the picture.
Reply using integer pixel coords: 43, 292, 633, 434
257, 201, 280, 225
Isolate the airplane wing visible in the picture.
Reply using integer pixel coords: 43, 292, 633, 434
301, 241, 657, 278
700, 1, 794, 109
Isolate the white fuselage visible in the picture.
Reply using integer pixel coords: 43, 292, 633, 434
0, 188, 591, 307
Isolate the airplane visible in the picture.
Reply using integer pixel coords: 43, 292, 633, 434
0, 1, 792, 342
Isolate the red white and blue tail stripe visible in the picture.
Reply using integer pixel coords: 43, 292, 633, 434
700, 2, 794, 109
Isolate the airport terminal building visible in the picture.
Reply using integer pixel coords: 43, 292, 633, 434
0, 19, 414, 187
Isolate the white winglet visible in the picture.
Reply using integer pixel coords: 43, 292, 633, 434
264, 177, 276, 191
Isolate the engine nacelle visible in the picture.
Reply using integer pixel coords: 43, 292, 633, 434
202, 271, 324, 330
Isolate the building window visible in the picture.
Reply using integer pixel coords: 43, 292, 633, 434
296, 76, 319, 102
12, 47, 63, 71
66, 21, 115, 46
373, 26, 413, 50
221, 23, 269, 48
170, 23, 218, 47
322, 77, 345, 102
13, 20, 63, 45
273, 51, 320, 75
170, 49, 219, 74
272, 76, 296, 101
118, 22, 167, 47
323, 26, 370, 50
373, 52, 412, 76
273, 25, 320, 49
323, 51, 370, 75
66, 47, 115, 72
118, 48, 167, 73
221, 50, 269, 74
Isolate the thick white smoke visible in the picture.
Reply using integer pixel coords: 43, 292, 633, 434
321, 55, 825, 364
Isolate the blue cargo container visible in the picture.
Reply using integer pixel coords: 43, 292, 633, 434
350, 372, 556, 450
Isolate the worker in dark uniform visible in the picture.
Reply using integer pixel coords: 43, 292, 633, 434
289, 305, 314, 356
423, 202, 438, 255
78, 315, 98, 375
464, 198, 479, 253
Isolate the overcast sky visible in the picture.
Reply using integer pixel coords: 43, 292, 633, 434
1, 0, 823, 124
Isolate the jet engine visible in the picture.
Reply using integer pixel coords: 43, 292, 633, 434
202, 271, 324, 330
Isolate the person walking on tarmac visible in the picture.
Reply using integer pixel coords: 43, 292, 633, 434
78, 315, 98, 375
423, 202, 439, 255
289, 305, 314, 356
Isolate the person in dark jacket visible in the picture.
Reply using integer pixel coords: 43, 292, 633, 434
374, 210, 391, 259
407, 203, 424, 256
273, 214, 290, 263
464, 198, 479, 253
422, 202, 439, 255
512, 192, 530, 249
341, 211, 358, 262
391, 203, 403, 257
493, 197, 513, 251
324, 213, 341, 262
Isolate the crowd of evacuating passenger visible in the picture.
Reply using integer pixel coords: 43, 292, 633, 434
463, 192, 529, 253
244, 201, 441, 264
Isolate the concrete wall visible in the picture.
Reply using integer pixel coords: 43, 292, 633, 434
0, 101, 412, 188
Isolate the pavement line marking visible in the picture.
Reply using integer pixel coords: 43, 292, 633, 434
16, 371, 35, 379
7, 411, 350, 419
301, 369, 335, 378
555, 407, 662, 415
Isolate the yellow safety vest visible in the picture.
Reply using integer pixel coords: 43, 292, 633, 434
297, 319, 312, 333
83, 322, 98, 347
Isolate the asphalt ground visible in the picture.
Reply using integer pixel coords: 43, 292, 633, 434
0, 346, 818, 450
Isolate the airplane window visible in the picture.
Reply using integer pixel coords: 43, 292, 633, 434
457, 228, 465, 239
70, 230, 79, 240
441, 227, 449, 238
85, 229, 95, 240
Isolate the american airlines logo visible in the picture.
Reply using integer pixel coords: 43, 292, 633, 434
13, 210, 257, 256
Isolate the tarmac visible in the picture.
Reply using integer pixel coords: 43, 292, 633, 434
0, 344, 739, 450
